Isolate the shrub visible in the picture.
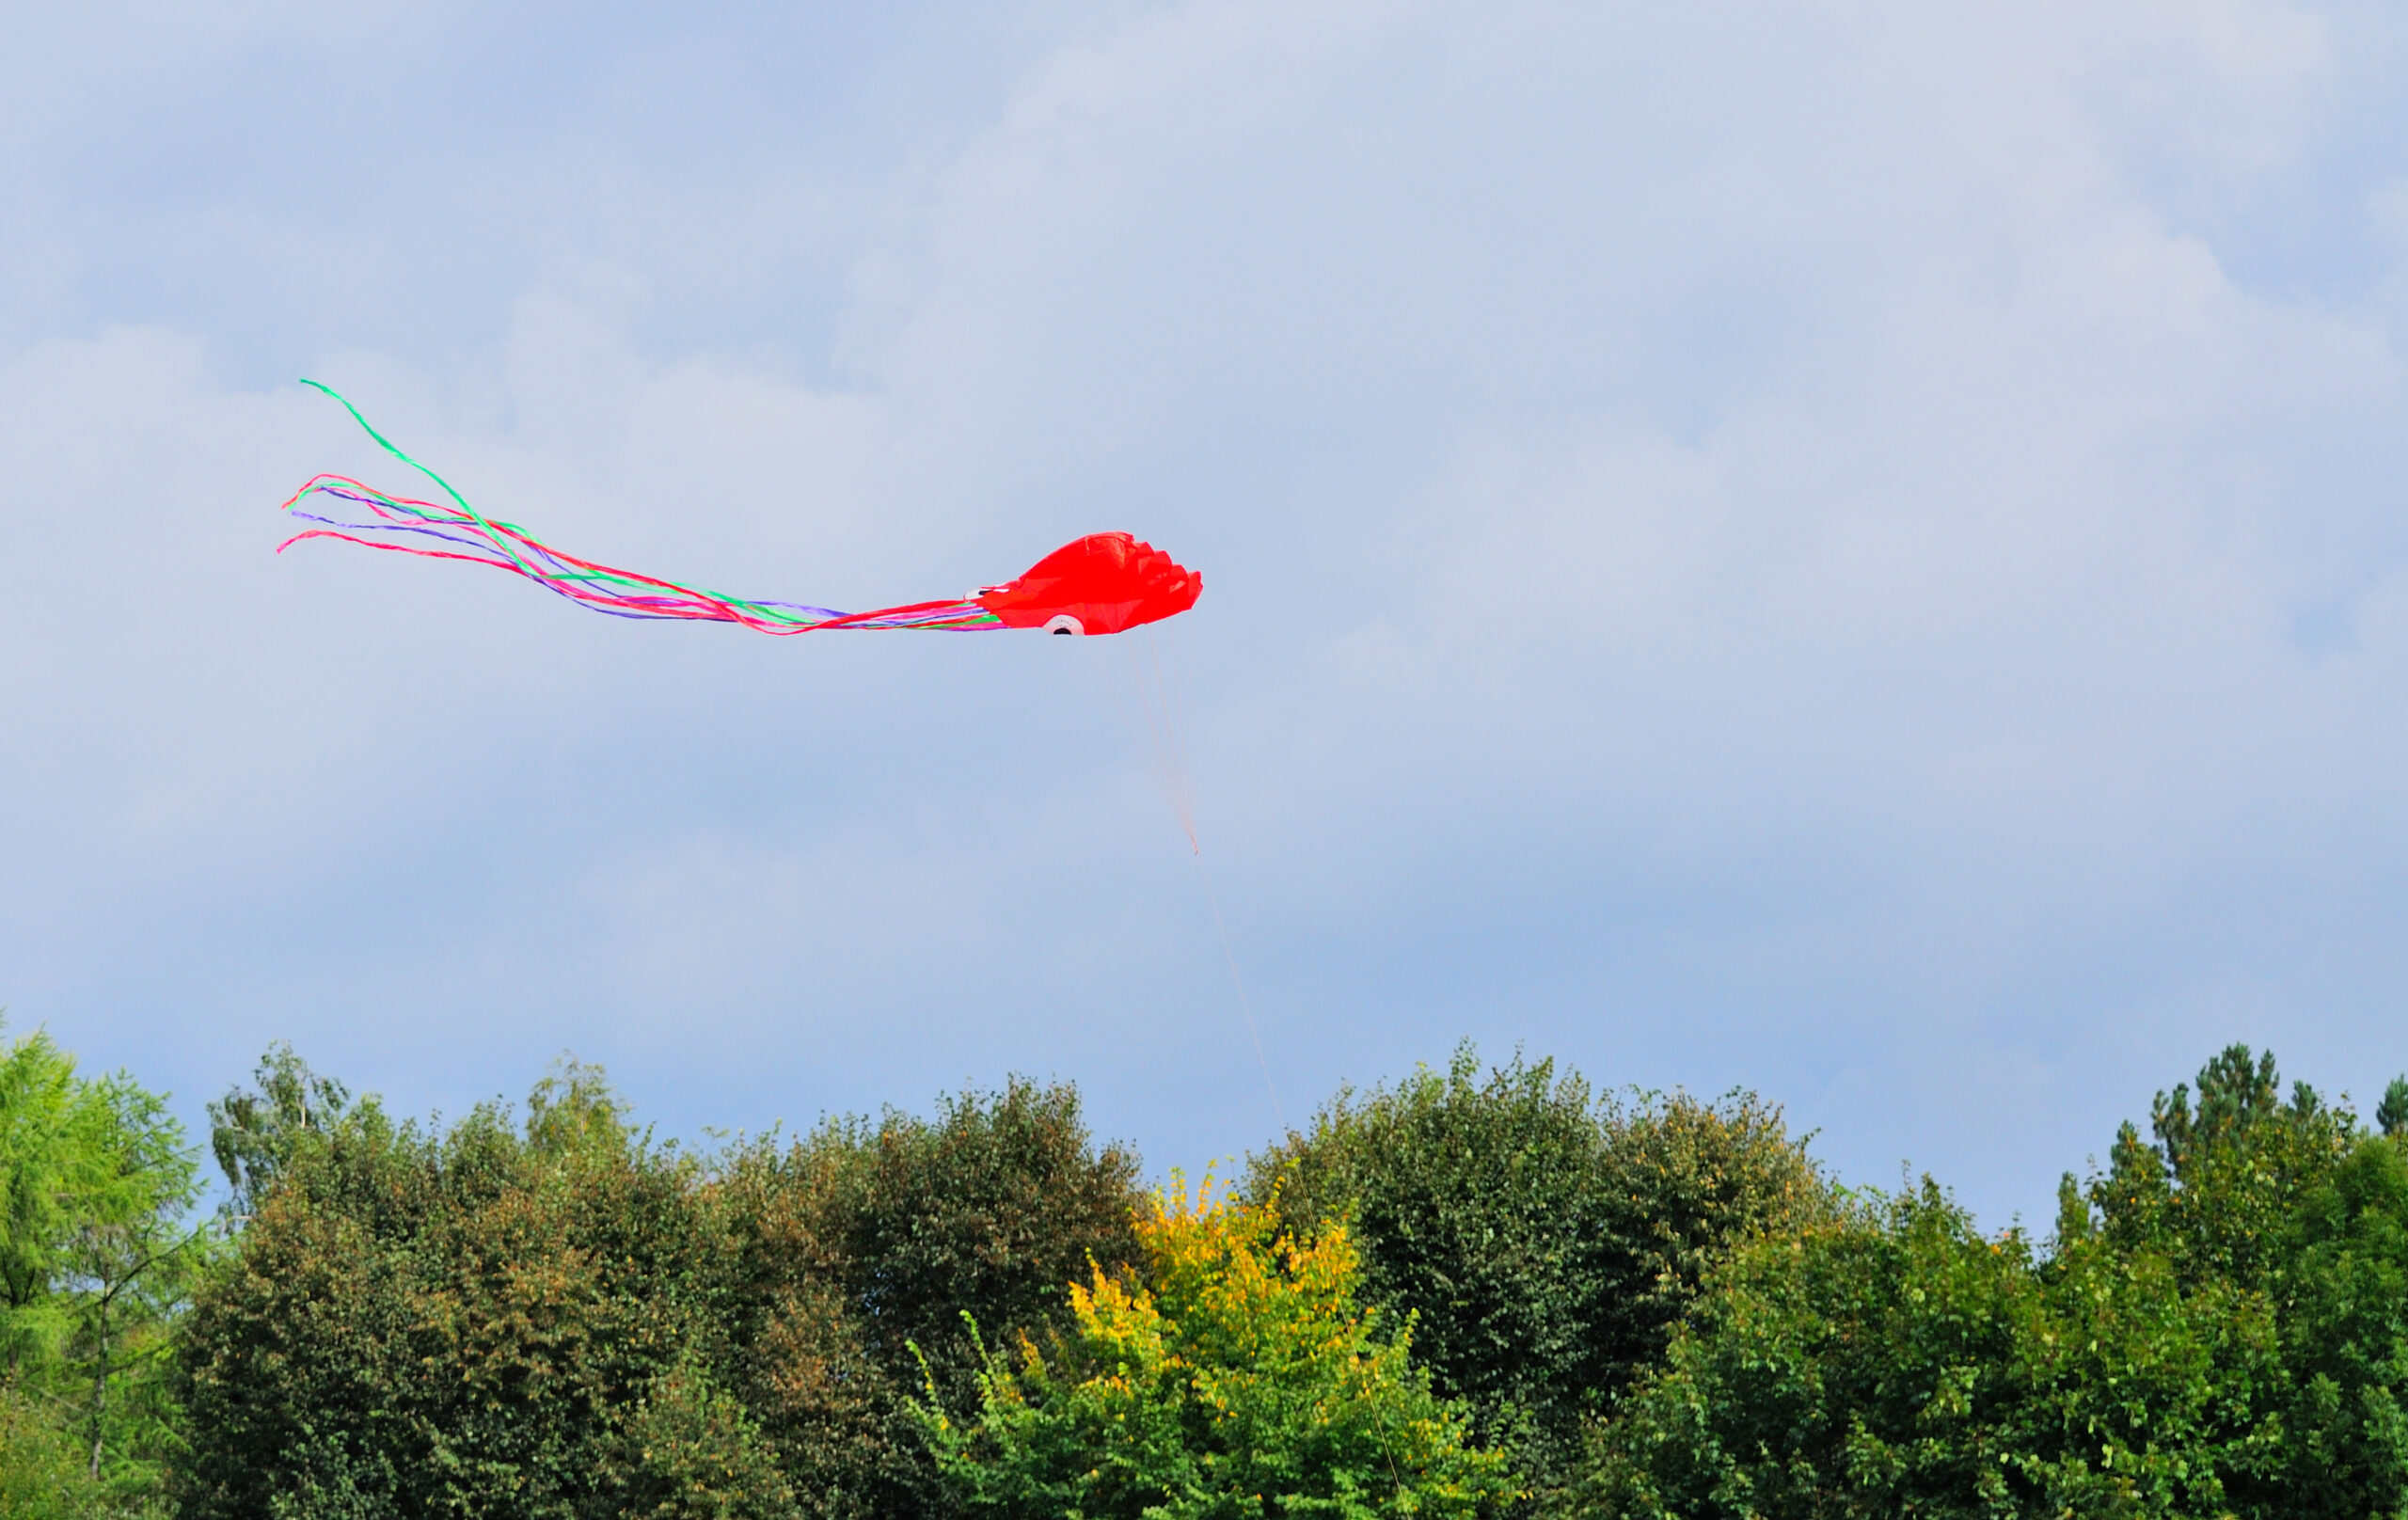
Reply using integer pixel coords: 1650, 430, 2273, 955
914, 1172, 1515, 1518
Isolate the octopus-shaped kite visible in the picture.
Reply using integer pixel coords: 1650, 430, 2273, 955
280, 381, 1201, 637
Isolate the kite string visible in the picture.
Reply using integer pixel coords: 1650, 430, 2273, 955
1088, 632, 1195, 851
1196, 848, 1283, 1133
1149, 627, 1197, 852
1087, 632, 1280, 1131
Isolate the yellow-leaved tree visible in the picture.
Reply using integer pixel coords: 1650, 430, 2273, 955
911, 1170, 1514, 1518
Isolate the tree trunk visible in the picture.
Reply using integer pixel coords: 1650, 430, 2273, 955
87, 1306, 106, 1483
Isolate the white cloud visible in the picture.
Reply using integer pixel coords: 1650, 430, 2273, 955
6, 0, 2408, 1218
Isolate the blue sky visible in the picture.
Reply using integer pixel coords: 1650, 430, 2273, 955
8, 0, 2408, 1227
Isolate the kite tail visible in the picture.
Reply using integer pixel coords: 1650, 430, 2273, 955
280, 383, 1006, 633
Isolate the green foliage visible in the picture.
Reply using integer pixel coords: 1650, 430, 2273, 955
153, 1033, 2408, 1518
2265, 1132, 2408, 1516
206, 1043, 356, 1221
0, 1384, 106, 1520
915, 1173, 1515, 1519
1580, 1045, 2408, 1519
2376, 1076, 2408, 1140
60, 1071, 208, 1512
1578, 1184, 2286, 1519
709, 1076, 1147, 1518
0, 1020, 199, 1516
707, 1140, 894, 1520
176, 1055, 767, 1520
2080, 1042, 2356, 1290
619, 1359, 800, 1520
820, 1079, 1144, 1407
1587, 1078, 1833, 1377
180, 1057, 1141, 1520
1249, 1044, 1825, 1493
0, 1029, 88, 1356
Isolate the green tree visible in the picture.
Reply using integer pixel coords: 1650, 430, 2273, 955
2074, 1043, 2355, 1290
0, 1021, 201, 1517
826, 1079, 1144, 1402
204, 1043, 355, 1221
2256, 1131, 2408, 1516
1578, 1183, 2285, 1519
177, 1054, 783, 1520
59, 1072, 204, 1503
708, 1137, 895, 1520
2375, 1076, 2408, 1140
181, 1057, 1142, 1520
914, 1174, 1514, 1518
1249, 1044, 1826, 1493
710, 1076, 1147, 1519
0, 1027, 92, 1374
1586, 1044, 2408, 1519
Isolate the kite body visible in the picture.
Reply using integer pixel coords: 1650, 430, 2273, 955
974, 532, 1201, 636
279, 381, 1199, 637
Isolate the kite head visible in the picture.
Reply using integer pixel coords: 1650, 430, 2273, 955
974, 532, 1201, 636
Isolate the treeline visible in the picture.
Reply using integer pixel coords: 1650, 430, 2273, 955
3, 1029, 2408, 1516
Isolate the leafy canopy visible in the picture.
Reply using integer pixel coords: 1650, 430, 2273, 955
182, 1054, 1145, 1520
1583, 1043, 2408, 1520
1579, 1181, 2284, 1519
709, 1074, 1148, 1520
1249, 1044, 1826, 1495
177, 1054, 783, 1520
0, 1019, 201, 1517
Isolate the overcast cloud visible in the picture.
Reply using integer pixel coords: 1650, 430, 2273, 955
7, 0, 2408, 1226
